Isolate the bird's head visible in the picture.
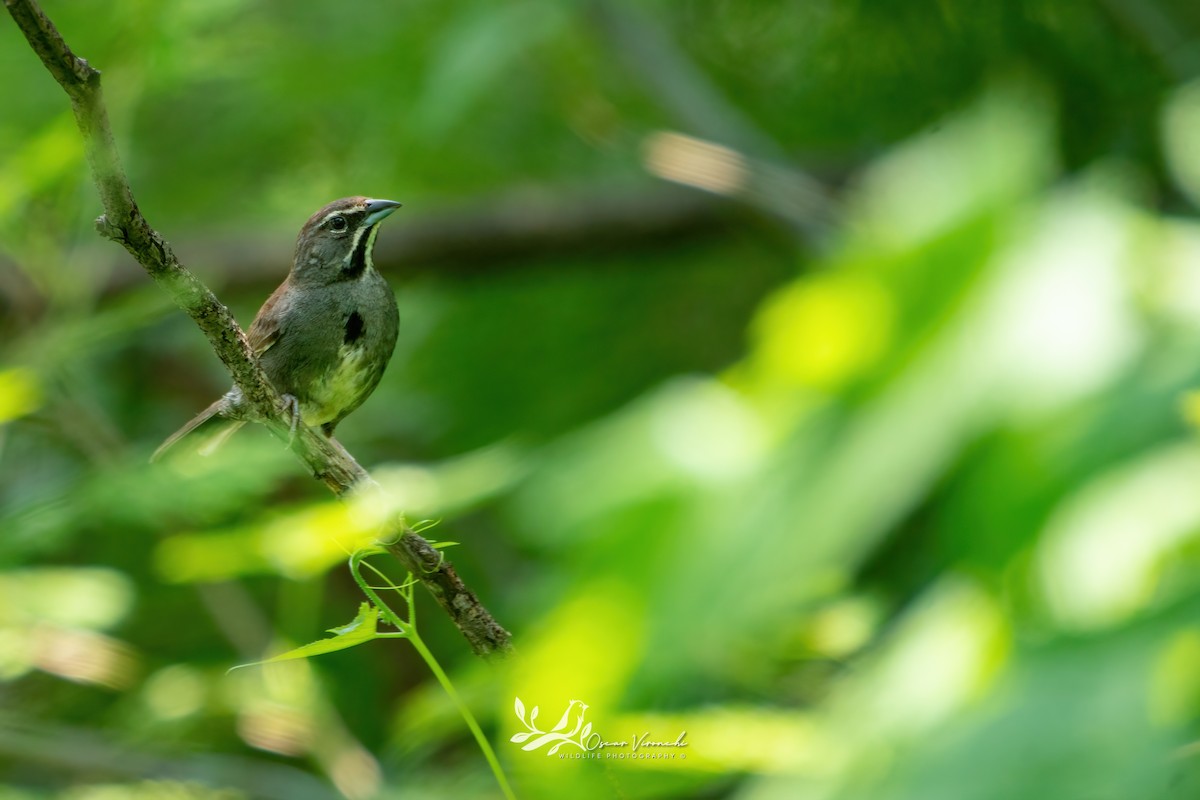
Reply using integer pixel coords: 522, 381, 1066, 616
291, 196, 402, 284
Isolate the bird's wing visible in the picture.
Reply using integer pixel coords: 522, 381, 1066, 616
246, 280, 289, 356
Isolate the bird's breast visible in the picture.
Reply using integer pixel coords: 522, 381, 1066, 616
273, 275, 398, 429
301, 341, 374, 426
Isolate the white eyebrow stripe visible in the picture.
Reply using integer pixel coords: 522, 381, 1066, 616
320, 206, 363, 227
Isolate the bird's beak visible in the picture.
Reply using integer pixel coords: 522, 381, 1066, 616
364, 198, 403, 225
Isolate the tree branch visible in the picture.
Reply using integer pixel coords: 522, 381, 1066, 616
4, 0, 512, 660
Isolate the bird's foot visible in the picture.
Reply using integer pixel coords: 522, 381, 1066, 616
281, 393, 301, 445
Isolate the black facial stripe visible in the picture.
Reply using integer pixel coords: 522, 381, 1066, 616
344, 310, 365, 344
343, 224, 375, 278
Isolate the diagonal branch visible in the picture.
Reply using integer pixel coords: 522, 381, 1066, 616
4, 0, 512, 660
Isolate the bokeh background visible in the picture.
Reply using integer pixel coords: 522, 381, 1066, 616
5, 1, 1200, 798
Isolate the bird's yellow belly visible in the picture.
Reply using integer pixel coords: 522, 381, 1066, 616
301, 344, 372, 426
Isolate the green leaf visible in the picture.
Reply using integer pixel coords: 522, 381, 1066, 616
410, 518, 442, 535
229, 603, 386, 671
352, 544, 387, 560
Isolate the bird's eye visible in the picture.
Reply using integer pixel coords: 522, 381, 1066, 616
329, 215, 348, 232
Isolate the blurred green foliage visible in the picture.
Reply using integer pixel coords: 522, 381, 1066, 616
6, 0, 1200, 798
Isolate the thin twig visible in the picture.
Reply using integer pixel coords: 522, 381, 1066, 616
4, 0, 513, 660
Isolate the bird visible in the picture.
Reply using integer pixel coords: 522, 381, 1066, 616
152, 196, 402, 461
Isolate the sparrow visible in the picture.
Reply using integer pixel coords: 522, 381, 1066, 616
152, 196, 401, 461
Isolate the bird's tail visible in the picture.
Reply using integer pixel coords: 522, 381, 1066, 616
151, 399, 246, 462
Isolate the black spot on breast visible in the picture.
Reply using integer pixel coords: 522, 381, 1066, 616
344, 310, 365, 344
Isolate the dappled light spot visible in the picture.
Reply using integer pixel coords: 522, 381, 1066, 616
1150, 628, 1200, 728
1038, 444, 1200, 630
803, 595, 881, 660
1182, 391, 1200, 430
32, 626, 138, 690
232, 659, 319, 756
0, 112, 82, 221
838, 578, 1010, 738
259, 503, 382, 579
975, 195, 1140, 416
237, 704, 313, 757
56, 781, 245, 800
650, 377, 765, 481
1163, 80, 1200, 211
1145, 218, 1200, 328
0, 367, 42, 425
155, 530, 271, 584
612, 708, 834, 775
143, 664, 207, 721
0, 567, 134, 630
507, 582, 643, 728
853, 87, 1053, 247
747, 273, 894, 391
329, 744, 383, 800
156, 501, 383, 583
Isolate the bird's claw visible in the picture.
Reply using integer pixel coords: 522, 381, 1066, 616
281, 393, 301, 445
